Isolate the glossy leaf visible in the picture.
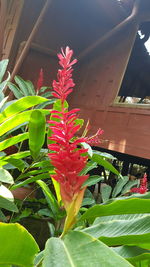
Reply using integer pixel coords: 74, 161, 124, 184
0, 185, 14, 200
0, 168, 14, 184
29, 110, 46, 160
122, 180, 139, 195
25, 80, 35, 95
0, 132, 29, 151
36, 180, 59, 218
0, 195, 18, 212
113, 245, 150, 266
0, 59, 9, 83
3, 151, 30, 160
14, 75, 30, 96
11, 173, 51, 190
4, 158, 27, 171
18, 167, 54, 180
0, 209, 6, 222
93, 213, 150, 224
36, 99, 55, 109
112, 176, 129, 197
51, 177, 61, 205
0, 223, 39, 266
0, 72, 10, 93
79, 198, 150, 222
93, 150, 117, 160
101, 184, 112, 202
81, 142, 93, 158
82, 175, 103, 188
8, 82, 24, 99
0, 109, 49, 136
80, 161, 97, 175
83, 215, 150, 249
43, 231, 132, 266
0, 95, 48, 123
91, 153, 121, 176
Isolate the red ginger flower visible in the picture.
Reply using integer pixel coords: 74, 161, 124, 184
131, 173, 148, 194
48, 109, 89, 205
48, 47, 88, 208
52, 47, 77, 103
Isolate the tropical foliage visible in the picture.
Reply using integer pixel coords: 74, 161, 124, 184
0, 49, 150, 267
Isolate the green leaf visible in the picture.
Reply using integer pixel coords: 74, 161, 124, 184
32, 160, 53, 169
36, 99, 55, 109
0, 59, 9, 83
14, 75, 29, 96
93, 213, 149, 224
93, 150, 117, 160
18, 167, 54, 180
79, 198, 150, 222
11, 172, 51, 190
121, 180, 138, 195
101, 184, 112, 202
80, 161, 97, 175
0, 209, 6, 222
82, 175, 103, 188
91, 153, 121, 176
53, 99, 68, 111
0, 185, 14, 200
5, 158, 27, 171
0, 96, 48, 123
0, 195, 18, 212
39, 86, 51, 93
25, 80, 35, 95
34, 251, 44, 267
43, 231, 132, 266
51, 177, 61, 205
3, 151, 30, 160
0, 109, 49, 136
0, 223, 39, 266
36, 180, 60, 218
112, 176, 129, 197
40, 92, 52, 98
0, 132, 29, 151
8, 82, 24, 99
81, 142, 93, 158
83, 214, 150, 249
0, 168, 14, 184
75, 118, 84, 129
113, 246, 150, 266
0, 72, 10, 93
11, 208, 32, 223
29, 110, 46, 160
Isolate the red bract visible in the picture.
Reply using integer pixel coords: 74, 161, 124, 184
48, 108, 89, 205
48, 47, 89, 207
52, 46, 77, 103
131, 173, 148, 194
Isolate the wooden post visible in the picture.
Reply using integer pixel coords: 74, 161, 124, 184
0, 0, 7, 59
7, 0, 53, 97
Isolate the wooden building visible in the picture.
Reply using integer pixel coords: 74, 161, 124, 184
0, 0, 150, 162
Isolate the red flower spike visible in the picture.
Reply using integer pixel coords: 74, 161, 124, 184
48, 47, 104, 236
37, 68, 43, 92
131, 173, 148, 194
48, 47, 90, 208
52, 46, 77, 103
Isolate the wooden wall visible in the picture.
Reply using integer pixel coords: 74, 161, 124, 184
6, 0, 150, 159
70, 21, 150, 159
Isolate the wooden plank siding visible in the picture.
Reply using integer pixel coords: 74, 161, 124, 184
4, 0, 150, 159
